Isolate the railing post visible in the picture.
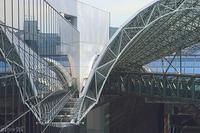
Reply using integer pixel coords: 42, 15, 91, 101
139, 75, 142, 96
150, 74, 153, 96
191, 78, 195, 100
176, 76, 180, 98
163, 75, 166, 97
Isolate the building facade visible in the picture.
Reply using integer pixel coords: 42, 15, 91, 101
47, 0, 110, 89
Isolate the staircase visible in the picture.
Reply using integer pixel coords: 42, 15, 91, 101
51, 97, 83, 127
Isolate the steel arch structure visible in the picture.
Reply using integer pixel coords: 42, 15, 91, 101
76, 0, 200, 124
0, 0, 81, 131
0, 25, 75, 125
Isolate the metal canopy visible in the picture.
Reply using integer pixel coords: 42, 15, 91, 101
76, 0, 200, 124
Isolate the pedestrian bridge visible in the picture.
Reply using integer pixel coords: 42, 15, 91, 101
1, 0, 200, 130
76, 0, 200, 124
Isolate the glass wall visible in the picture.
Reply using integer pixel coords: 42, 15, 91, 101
147, 55, 200, 74
0, 0, 79, 132
77, 1, 110, 86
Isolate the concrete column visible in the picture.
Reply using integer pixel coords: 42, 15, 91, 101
86, 103, 109, 133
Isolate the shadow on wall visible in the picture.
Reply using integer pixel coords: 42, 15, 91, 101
109, 95, 164, 133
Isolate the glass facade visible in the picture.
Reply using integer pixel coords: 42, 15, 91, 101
0, 0, 79, 132
77, 1, 110, 85
147, 55, 200, 74
0, 61, 11, 73
42, 55, 72, 75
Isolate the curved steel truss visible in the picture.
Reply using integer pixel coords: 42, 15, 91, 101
0, 24, 75, 124
1, 0, 200, 128
76, 0, 200, 124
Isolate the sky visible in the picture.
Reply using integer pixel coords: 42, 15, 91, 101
79, 0, 156, 27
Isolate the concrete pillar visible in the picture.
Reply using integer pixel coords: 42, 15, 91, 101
86, 103, 109, 133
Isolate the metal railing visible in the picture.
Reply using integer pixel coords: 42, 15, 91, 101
105, 72, 200, 104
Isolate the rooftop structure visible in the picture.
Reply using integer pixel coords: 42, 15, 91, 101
1, 0, 200, 132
